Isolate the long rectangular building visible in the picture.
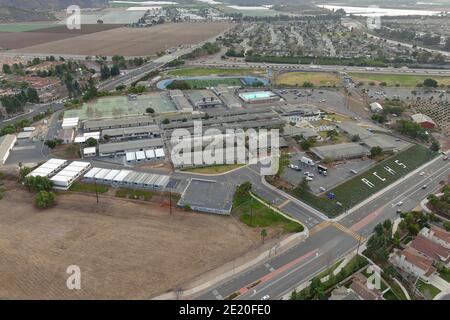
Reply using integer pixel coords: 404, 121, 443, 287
84, 116, 155, 131
98, 137, 164, 157
101, 124, 161, 141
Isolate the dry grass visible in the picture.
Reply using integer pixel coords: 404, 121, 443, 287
0, 183, 260, 299
275, 72, 341, 87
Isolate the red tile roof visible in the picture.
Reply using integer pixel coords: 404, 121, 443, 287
410, 235, 450, 262
402, 247, 435, 273
350, 273, 383, 300
431, 225, 450, 244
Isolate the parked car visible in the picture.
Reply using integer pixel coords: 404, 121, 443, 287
306, 177, 313, 181
261, 295, 270, 300
422, 185, 427, 189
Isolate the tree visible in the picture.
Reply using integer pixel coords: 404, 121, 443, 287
19, 166, 32, 182
236, 182, 252, 196
2, 64, 11, 74
351, 134, 360, 142
24, 176, 53, 192
45, 139, 57, 149
86, 137, 98, 147
162, 118, 170, 125
146, 107, 155, 114
35, 191, 55, 209
300, 137, 315, 150
260, 229, 267, 243
423, 78, 438, 88
430, 140, 440, 152
370, 146, 384, 158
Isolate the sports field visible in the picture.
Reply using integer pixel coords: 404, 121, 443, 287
275, 71, 341, 87
65, 93, 176, 120
292, 144, 437, 217
167, 67, 265, 77
183, 78, 243, 89
349, 73, 450, 87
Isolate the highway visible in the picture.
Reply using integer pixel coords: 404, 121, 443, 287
187, 60, 450, 76
0, 102, 64, 130
194, 154, 449, 300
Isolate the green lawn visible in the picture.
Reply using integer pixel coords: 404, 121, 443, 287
416, 279, 441, 299
233, 191, 304, 233
290, 144, 437, 217
69, 182, 108, 194
167, 67, 264, 77
181, 78, 244, 89
383, 289, 399, 300
0, 23, 57, 32
439, 269, 450, 283
349, 73, 450, 87
316, 259, 344, 280
115, 188, 155, 201
182, 164, 244, 174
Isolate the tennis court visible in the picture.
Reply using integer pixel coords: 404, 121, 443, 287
65, 93, 177, 120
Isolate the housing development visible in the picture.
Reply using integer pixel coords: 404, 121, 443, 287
0, 0, 450, 308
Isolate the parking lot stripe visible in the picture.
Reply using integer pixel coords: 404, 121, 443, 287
278, 199, 290, 209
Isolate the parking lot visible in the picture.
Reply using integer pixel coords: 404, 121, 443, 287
366, 87, 449, 102
281, 152, 376, 195
274, 88, 355, 117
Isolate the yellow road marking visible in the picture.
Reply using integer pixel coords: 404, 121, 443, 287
278, 199, 290, 209
332, 222, 364, 242
309, 221, 332, 236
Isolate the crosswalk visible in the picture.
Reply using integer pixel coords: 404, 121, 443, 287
308, 221, 364, 242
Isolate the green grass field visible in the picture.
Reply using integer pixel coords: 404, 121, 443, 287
233, 191, 304, 233
417, 279, 441, 299
291, 144, 437, 217
167, 67, 265, 77
349, 73, 450, 87
0, 23, 57, 32
182, 78, 244, 89
276, 71, 341, 87
115, 188, 155, 201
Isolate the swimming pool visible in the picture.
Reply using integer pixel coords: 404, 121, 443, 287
238, 91, 277, 102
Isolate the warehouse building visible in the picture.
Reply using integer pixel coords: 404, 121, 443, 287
50, 161, 91, 190
361, 135, 397, 153
83, 167, 170, 190
310, 143, 369, 160
98, 137, 164, 157
214, 85, 242, 109
84, 116, 155, 132
27, 158, 68, 178
101, 124, 161, 142
62, 117, 79, 129
336, 122, 372, 140
74, 131, 101, 143
188, 90, 222, 108
178, 178, 235, 215
0, 134, 16, 165
83, 147, 97, 158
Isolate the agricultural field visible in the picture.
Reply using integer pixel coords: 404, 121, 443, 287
292, 145, 437, 217
0, 185, 261, 299
14, 22, 233, 57
0, 24, 121, 50
349, 73, 450, 87
167, 67, 266, 77
275, 72, 342, 87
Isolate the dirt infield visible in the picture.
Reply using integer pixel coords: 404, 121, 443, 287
14, 22, 233, 56
0, 24, 121, 50
0, 184, 260, 299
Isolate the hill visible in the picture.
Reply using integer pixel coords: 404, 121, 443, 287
0, 0, 108, 10
0, 6, 56, 22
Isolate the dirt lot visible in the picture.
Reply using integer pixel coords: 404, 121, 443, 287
14, 22, 233, 57
0, 24, 121, 50
0, 183, 260, 299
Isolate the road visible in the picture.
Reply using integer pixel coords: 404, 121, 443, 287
186, 60, 450, 76
0, 102, 64, 130
194, 154, 449, 300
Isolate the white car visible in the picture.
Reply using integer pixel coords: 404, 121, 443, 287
261, 295, 270, 300
397, 201, 404, 206
420, 172, 425, 176
306, 177, 313, 181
